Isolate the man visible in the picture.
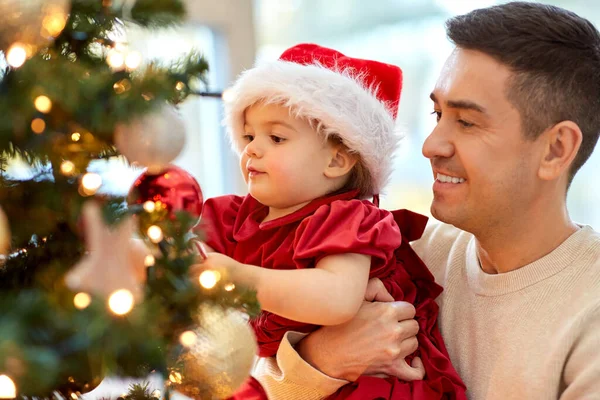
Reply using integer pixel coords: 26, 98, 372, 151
252, 2, 600, 399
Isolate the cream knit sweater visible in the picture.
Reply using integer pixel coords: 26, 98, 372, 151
254, 223, 600, 399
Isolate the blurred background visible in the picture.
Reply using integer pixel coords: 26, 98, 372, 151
8, 0, 599, 227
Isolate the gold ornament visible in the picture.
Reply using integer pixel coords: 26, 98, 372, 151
168, 304, 257, 399
0, 205, 10, 256
64, 202, 148, 302
0, 0, 70, 53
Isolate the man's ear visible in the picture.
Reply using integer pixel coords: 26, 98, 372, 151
324, 147, 358, 178
537, 121, 582, 181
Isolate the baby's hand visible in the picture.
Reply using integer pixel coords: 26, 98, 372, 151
190, 252, 240, 284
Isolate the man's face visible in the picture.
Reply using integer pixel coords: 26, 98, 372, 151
423, 48, 545, 235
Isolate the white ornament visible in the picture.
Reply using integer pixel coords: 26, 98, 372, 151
65, 202, 148, 301
114, 105, 186, 173
0, 0, 70, 52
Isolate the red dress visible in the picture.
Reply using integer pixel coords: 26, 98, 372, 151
201, 190, 466, 399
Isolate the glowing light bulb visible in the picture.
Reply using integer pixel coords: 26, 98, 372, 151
199, 270, 221, 289
6, 44, 27, 68
144, 255, 155, 267
221, 88, 235, 103
34, 96, 52, 113
143, 201, 156, 213
179, 330, 197, 347
107, 50, 125, 69
81, 173, 102, 195
31, 118, 46, 134
169, 371, 182, 384
0, 375, 16, 399
108, 289, 134, 315
125, 52, 142, 70
71, 132, 81, 141
224, 283, 236, 292
73, 292, 92, 310
60, 161, 75, 175
147, 225, 163, 243
175, 81, 186, 91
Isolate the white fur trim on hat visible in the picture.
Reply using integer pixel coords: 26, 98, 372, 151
223, 60, 402, 196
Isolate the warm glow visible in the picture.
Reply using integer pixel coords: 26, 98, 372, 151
179, 330, 197, 347
0, 375, 16, 399
147, 225, 163, 243
73, 292, 92, 310
144, 255, 155, 267
107, 50, 125, 69
175, 81, 186, 91
143, 201, 156, 213
108, 289, 134, 315
34, 96, 52, 113
224, 283, 236, 292
199, 270, 221, 289
6, 44, 27, 68
221, 88, 235, 103
125, 52, 142, 70
81, 173, 102, 194
71, 132, 81, 141
42, 11, 68, 37
168, 371, 182, 384
70, 393, 77, 400
60, 161, 75, 175
31, 118, 46, 134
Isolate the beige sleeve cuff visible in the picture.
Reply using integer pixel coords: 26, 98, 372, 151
252, 331, 348, 400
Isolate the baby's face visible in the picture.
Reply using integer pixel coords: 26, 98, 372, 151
240, 102, 335, 209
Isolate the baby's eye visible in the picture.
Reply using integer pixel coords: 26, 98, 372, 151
242, 134, 254, 142
270, 135, 285, 143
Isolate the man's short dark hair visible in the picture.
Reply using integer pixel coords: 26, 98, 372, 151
446, 1, 600, 184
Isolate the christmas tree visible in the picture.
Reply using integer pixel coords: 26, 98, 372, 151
0, 1, 258, 398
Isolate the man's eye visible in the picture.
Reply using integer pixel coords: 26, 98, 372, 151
430, 110, 441, 122
458, 120, 474, 128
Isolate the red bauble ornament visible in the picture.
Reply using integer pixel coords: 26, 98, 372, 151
128, 165, 204, 224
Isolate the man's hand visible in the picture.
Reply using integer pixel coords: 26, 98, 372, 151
296, 278, 424, 382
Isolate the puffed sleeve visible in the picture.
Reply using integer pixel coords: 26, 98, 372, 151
197, 195, 244, 256
292, 199, 401, 275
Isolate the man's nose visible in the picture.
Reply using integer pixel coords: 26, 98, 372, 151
422, 124, 454, 160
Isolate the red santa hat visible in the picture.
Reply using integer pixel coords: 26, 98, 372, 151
223, 43, 403, 196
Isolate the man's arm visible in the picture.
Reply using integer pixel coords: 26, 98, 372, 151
560, 307, 600, 399
253, 279, 423, 399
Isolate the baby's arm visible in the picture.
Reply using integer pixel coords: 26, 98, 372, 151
198, 252, 370, 326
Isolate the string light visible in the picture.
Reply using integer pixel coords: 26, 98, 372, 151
31, 118, 46, 134
6, 44, 27, 68
168, 372, 182, 384
71, 132, 81, 141
73, 292, 92, 310
143, 201, 156, 213
199, 270, 221, 289
34, 96, 52, 113
144, 254, 155, 267
42, 12, 68, 37
147, 225, 163, 243
0, 375, 16, 399
224, 283, 236, 292
81, 173, 102, 195
60, 161, 75, 176
113, 79, 131, 94
106, 50, 125, 69
108, 289, 134, 315
179, 330, 197, 347
175, 81, 186, 91
125, 52, 142, 70
221, 88, 235, 103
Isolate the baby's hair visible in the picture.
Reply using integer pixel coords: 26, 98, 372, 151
303, 114, 374, 199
